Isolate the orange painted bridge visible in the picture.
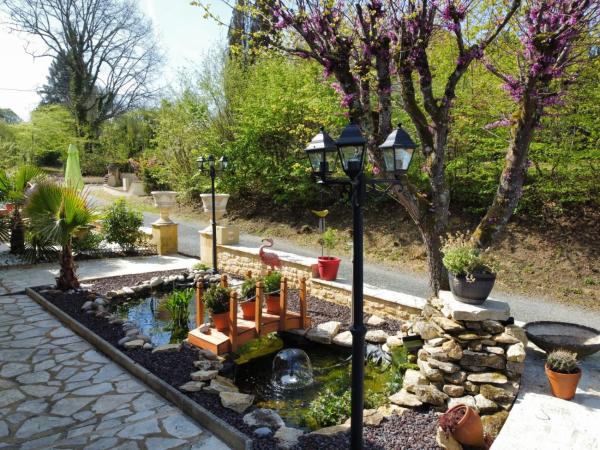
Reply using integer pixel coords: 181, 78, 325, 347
187, 275, 311, 355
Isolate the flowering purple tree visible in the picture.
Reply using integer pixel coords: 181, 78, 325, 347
252, 0, 520, 292
473, 0, 600, 247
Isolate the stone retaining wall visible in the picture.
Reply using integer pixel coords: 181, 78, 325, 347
218, 244, 425, 322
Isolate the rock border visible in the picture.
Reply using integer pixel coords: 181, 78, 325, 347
26, 287, 253, 450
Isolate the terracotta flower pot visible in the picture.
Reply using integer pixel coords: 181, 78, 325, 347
545, 365, 582, 400
240, 300, 256, 320
211, 312, 229, 332
266, 293, 280, 314
318, 256, 341, 281
445, 404, 485, 448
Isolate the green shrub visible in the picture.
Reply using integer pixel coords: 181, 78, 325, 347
102, 199, 143, 254
72, 230, 103, 252
304, 389, 351, 428
263, 271, 282, 293
192, 262, 210, 271
241, 277, 258, 300
319, 228, 339, 254
441, 233, 493, 278
546, 349, 579, 374
204, 285, 231, 314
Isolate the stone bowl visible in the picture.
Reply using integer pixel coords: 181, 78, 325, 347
524, 321, 600, 358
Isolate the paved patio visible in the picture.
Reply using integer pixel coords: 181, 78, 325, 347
0, 256, 230, 449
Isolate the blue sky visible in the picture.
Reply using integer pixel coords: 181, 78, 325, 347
0, 0, 232, 120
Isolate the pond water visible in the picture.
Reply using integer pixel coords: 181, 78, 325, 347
234, 335, 402, 430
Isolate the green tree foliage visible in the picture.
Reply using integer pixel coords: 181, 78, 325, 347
102, 199, 143, 254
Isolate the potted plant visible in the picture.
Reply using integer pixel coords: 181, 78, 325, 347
240, 277, 258, 320
545, 349, 582, 400
442, 233, 496, 304
264, 271, 282, 314
439, 404, 485, 448
318, 228, 341, 281
204, 285, 232, 331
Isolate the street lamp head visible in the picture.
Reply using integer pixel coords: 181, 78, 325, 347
379, 123, 416, 176
219, 155, 229, 170
336, 122, 367, 179
305, 126, 338, 178
196, 155, 206, 172
207, 154, 216, 169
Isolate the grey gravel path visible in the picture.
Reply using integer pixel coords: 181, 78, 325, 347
0, 293, 230, 449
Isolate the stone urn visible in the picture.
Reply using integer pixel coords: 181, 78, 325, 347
151, 191, 178, 224
200, 194, 230, 220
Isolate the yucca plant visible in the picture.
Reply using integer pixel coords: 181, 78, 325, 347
25, 183, 99, 290
0, 165, 45, 254
546, 349, 579, 374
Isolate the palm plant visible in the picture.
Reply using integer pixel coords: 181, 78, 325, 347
25, 183, 98, 290
0, 165, 45, 254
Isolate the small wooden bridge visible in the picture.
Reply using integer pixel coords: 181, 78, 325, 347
187, 274, 311, 355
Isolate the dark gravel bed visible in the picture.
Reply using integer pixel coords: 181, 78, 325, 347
297, 410, 441, 449
35, 272, 436, 450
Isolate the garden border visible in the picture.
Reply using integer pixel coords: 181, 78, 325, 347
25, 287, 253, 450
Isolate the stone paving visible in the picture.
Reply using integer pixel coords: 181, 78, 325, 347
0, 293, 230, 449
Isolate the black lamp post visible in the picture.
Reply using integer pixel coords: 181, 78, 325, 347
197, 154, 229, 274
305, 122, 415, 450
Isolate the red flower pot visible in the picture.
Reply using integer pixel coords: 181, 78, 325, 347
443, 404, 485, 448
266, 294, 280, 314
240, 300, 256, 320
211, 312, 229, 332
318, 256, 341, 281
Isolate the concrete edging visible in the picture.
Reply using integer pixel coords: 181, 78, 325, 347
26, 287, 252, 450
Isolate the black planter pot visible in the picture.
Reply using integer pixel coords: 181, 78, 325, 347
448, 272, 496, 305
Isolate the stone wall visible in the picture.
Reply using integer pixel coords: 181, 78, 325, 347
218, 244, 425, 322
391, 291, 526, 439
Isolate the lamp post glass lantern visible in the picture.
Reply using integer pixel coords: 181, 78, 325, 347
379, 123, 417, 176
304, 127, 338, 176
304, 122, 414, 450
196, 154, 229, 274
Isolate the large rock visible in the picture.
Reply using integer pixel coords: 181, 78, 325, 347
421, 345, 450, 362
413, 321, 442, 340
204, 377, 239, 394
460, 350, 505, 370
485, 346, 505, 355
448, 395, 476, 410
506, 361, 525, 378
386, 335, 404, 348
482, 320, 504, 334
274, 426, 304, 449
467, 372, 508, 385
366, 315, 386, 326
402, 369, 428, 394
479, 383, 519, 403
332, 330, 353, 348
306, 321, 341, 344
481, 410, 509, 439
418, 359, 443, 381
362, 408, 385, 427
443, 385, 465, 398
191, 370, 218, 382
439, 291, 510, 322
413, 385, 449, 406
220, 392, 254, 413
436, 426, 463, 450
179, 381, 205, 392
425, 357, 460, 374
475, 394, 499, 413
493, 333, 520, 344
310, 424, 350, 436
365, 329, 388, 343
123, 339, 145, 349
432, 317, 465, 332
389, 389, 423, 407
243, 408, 284, 429
442, 340, 463, 360
444, 371, 467, 385
504, 325, 528, 345
506, 342, 526, 363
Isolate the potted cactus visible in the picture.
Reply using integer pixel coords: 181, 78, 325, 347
204, 285, 231, 331
240, 277, 258, 320
439, 404, 485, 448
318, 228, 341, 281
545, 349, 582, 400
264, 271, 282, 314
442, 233, 496, 305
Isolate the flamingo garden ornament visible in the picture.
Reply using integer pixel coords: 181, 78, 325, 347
259, 238, 282, 269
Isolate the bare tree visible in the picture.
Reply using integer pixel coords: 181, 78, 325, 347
2, 0, 162, 148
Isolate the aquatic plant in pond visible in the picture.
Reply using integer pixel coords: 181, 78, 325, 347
160, 288, 193, 343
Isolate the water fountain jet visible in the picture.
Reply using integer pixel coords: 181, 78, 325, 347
272, 348, 314, 390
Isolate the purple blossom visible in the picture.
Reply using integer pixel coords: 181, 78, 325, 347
484, 118, 512, 130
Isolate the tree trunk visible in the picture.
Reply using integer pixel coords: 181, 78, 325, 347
56, 241, 79, 290
473, 92, 540, 248
420, 225, 448, 295
9, 208, 25, 254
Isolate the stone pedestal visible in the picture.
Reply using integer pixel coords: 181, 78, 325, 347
152, 223, 178, 255
199, 225, 239, 266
